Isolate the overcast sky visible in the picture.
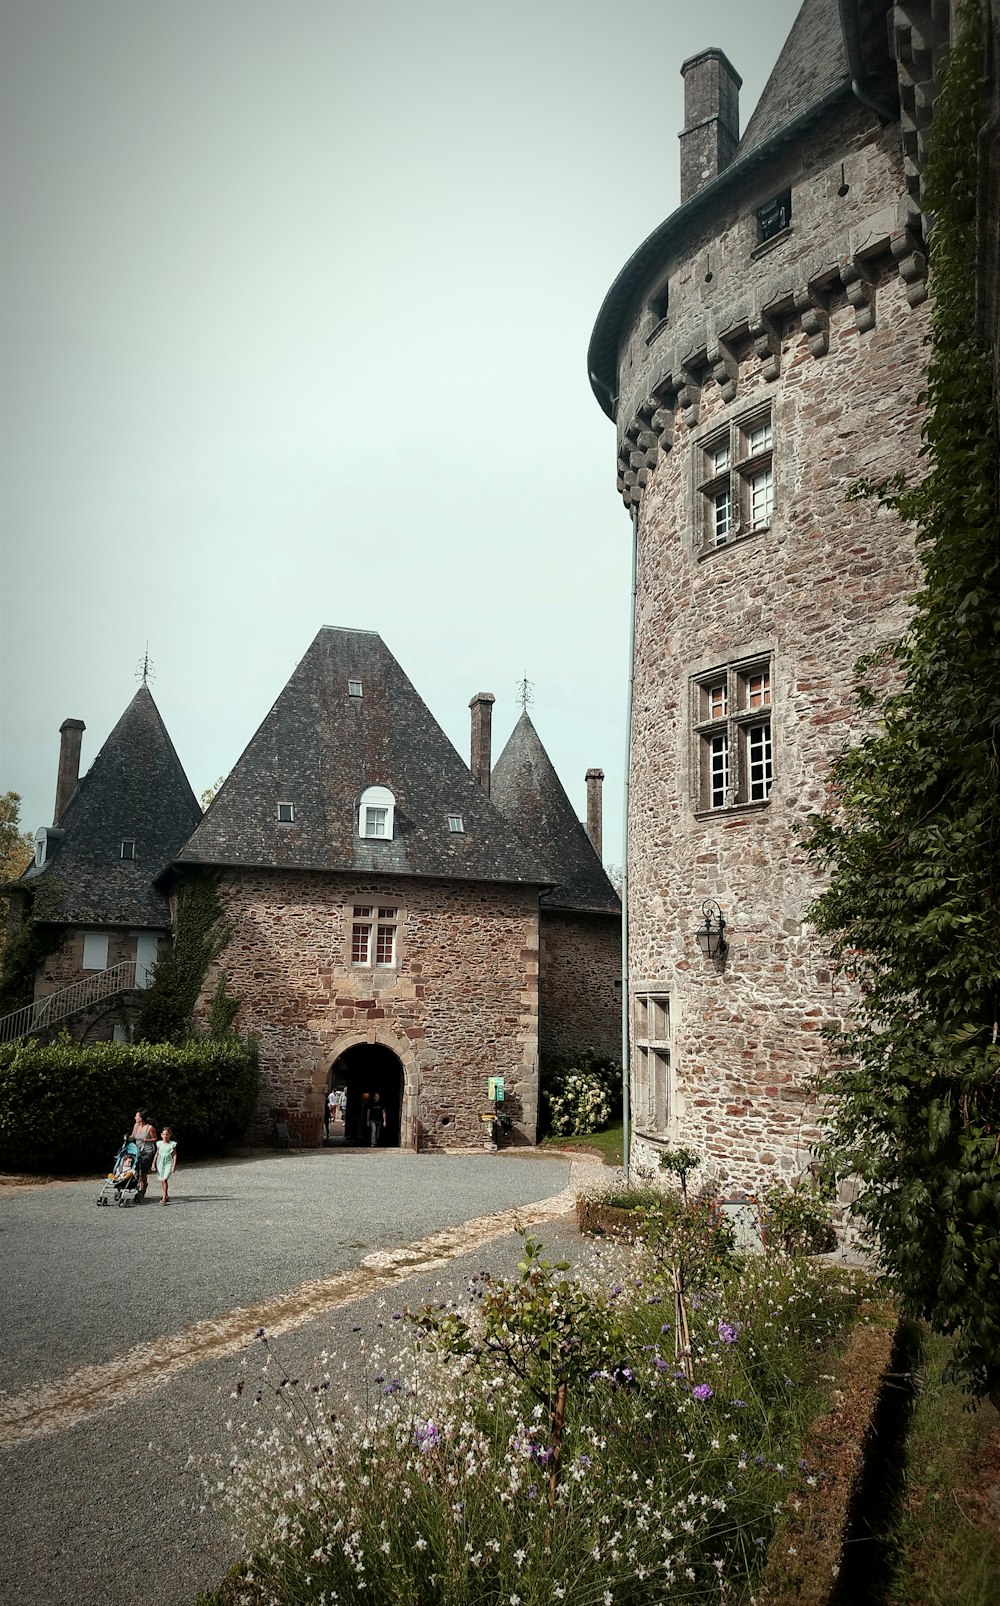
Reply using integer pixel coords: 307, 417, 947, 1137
1, 0, 800, 864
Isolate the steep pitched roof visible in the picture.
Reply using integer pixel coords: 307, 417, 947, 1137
20, 685, 202, 927
490, 711, 621, 916
176, 628, 548, 886
737, 0, 848, 157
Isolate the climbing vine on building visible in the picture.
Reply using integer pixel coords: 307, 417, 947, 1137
805, 1, 1000, 1403
137, 872, 238, 1042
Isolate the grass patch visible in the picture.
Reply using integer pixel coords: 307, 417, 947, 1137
541, 1118, 622, 1166
884, 1328, 1000, 1606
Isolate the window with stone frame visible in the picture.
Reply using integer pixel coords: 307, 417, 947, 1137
351, 905, 399, 968
696, 406, 774, 550
633, 992, 671, 1133
693, 657, 774, 813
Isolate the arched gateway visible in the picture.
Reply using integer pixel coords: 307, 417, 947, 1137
329, 1042, 405, 1147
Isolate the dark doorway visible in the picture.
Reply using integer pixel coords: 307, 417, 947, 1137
330, 1043, 404, 1147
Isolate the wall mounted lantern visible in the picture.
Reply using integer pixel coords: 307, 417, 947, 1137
696, 900, 728, 970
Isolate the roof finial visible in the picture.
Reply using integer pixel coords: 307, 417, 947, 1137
136, 644, 155, 685
517, 674, 534, 711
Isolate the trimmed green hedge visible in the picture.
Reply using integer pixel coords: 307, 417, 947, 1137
0, 1036, 260, 1173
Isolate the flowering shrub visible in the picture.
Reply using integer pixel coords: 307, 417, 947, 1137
539, 1053, 621, 1137
198, 1226, 871, 1605
761, 1177, 837, 1256
545, 1069, 612, 1136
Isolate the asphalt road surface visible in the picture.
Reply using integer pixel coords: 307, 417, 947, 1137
0, 1146, 595, 1606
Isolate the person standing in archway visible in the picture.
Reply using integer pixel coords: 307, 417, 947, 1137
368, 1092, 386, 1148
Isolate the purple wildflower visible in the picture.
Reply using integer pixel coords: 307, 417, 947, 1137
692, 1383, 714, 1401
415, 1420, 441, 1452
717, 1320, 739, 1344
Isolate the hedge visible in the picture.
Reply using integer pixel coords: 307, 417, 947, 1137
0, 1036, 260, 1173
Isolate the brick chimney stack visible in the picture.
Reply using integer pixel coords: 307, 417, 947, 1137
679, 48, 742, 202
469, 693, 495, 793
585, 767, 605, 859
54, 718, 85, 823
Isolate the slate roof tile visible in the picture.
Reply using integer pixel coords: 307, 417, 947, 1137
20, 685, 202, 927
176, 628, 549, 886
490, 711, 621, 916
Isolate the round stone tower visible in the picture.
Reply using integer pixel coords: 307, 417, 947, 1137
588, 0, 939, 1190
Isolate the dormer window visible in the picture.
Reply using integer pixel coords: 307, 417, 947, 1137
277, 802, 295, 823
359, 784, 395, 840
348, 679, 363, 697
34, 829, 47, 868
447, 815, 465, 833
120, 839, 136, 860
756, 189, 791, 243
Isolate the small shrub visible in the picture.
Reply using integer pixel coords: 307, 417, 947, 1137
761, 1176, 837, 1255
539, 1051, 622, 1136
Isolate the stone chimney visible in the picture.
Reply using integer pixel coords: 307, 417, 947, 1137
585, 767, 604, 858
679, 48, 742, 203
469, 693, 495, 793
54, 718, 85, 823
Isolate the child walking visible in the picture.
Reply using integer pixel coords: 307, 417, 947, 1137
154, 1126, 177, 1205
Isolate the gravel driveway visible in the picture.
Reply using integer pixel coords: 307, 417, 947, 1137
0, 1147, 583, 1606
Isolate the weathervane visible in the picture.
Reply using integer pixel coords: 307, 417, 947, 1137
517, 674, 534, 711
135, 644, 156, 685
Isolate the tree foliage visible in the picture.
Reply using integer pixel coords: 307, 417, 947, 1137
804, 3, 1000, 1401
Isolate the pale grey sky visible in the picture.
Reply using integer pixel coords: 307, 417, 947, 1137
1, 0, 800, 862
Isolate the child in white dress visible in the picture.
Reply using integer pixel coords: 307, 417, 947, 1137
154, 1127, 177, 1205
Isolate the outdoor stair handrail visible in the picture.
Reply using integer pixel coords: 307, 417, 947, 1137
0, 960, 142, 1045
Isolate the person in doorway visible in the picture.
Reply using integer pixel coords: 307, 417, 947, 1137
129, 1109, 158, 1200
368, 1092, 386, 1147
154, 1126, 177, 1205
337, 1087, 347, 1123
325, 1087, 338, 1140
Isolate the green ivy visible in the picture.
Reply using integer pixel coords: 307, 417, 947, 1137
0, 918, 62, 1016
804, 1, 1000, 1401
138, 871, 235, 1042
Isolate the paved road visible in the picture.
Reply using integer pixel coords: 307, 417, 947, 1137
0, 1148, 591, 1606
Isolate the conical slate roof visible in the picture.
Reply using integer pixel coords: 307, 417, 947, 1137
491, 711, 621, 916
736, 0, 848, 158
20, 685, 202, 926
177, 628, 548, 886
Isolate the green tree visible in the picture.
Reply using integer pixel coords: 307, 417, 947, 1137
804, 3, 1000, 1402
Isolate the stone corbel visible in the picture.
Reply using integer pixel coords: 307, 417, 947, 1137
650, 404, 675, 453
841, 258, 877, 333
749, 313, 781, 382
794, 284, 830, 358
707, 337, 738, 403
891, 226, 928, 307
676, 365, 702, 429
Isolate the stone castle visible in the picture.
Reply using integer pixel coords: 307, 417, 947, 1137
10, 630, 620, 1149
587, 0, 997, 1189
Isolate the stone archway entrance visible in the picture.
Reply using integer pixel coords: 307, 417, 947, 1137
329, 1043, 405, 1147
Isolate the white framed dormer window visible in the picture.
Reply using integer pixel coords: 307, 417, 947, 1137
348, 679, 363, 698
447, 814, 465, 833
697, 405, 774, 552
633, 992, 672, 1133
693, 656, 774, 813
120, 839, 136, 860
277, 802, 295, 823
34, 829, 47, 868
82, 932, 110, 970
351, 905, 399, 967
359, 784, 395, 840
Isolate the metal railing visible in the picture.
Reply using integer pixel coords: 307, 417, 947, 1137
0, 961, 143, 1045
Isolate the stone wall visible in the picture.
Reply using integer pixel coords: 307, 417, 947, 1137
612, 105, 929, 1193
199, 870, 540, 1150
35, 928, 166, 998
538, 910, 621, 1063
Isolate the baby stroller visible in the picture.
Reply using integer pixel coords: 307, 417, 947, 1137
96, 1138, 141, 1207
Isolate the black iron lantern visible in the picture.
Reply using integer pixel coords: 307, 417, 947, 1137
696, 900, 728, 968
